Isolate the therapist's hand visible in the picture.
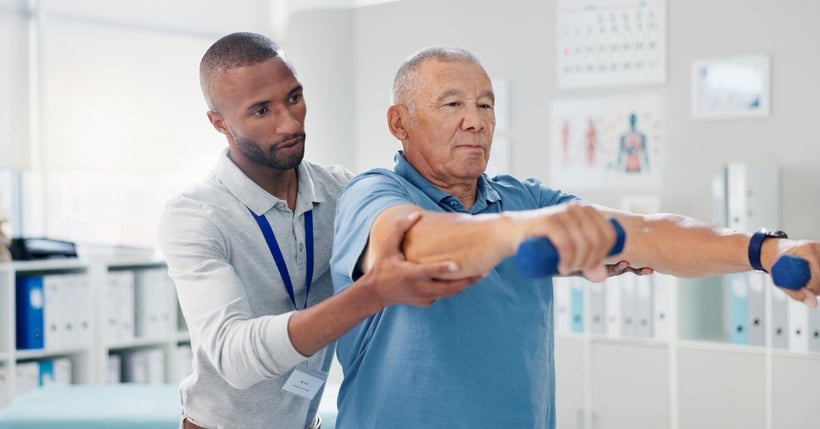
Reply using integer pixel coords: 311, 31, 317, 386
365, 212, 481, 307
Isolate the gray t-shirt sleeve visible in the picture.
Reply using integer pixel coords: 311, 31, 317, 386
158, 196, 307, 390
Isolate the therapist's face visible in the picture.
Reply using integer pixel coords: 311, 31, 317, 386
206, 57, 307, 172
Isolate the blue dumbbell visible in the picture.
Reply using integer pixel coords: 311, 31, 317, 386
515, 218, 626, 278
771, 255, 812, 290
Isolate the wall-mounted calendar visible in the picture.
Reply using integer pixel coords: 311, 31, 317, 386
557, 0, 667, 88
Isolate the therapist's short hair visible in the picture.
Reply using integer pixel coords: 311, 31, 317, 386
199, 32, 294, 109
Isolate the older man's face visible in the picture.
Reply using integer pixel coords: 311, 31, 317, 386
403, 59, 496, 187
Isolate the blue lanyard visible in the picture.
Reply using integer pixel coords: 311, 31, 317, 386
248, 208, 314, 310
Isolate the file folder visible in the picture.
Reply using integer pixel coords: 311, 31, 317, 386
14, 362, 39, 398
105, 271, 131, 344
570, 278, 584, 334
589, 280, 606, 335
727, 273, 749, 345
72, 274, 93, 347
787, 297, 809, 352
620, 275, 637, 337
808, 297, 820, 352
553, 277, 572, 335
746, 272, 766, 346
635, 275, 654, 338
53, 357, 72, 385
120, 272, 136, 342
605, 275, 623, 338
107, 354, 122, 384
38, 360, 55, 386
43, 274, 66, 351
652, 273, 674, 341
176, 344, 193, 382
135, 268, 171, 338
15, 276, 45, 350
770, 280, 789, 349
55, 274, 76, 349
0, 366, 8, 407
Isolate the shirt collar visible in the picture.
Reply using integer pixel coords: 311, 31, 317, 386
393, 150, 501, 213
215, 148, 323, 216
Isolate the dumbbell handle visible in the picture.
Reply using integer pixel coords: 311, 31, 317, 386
771, 255, 812, 290
515, 218, 626, 278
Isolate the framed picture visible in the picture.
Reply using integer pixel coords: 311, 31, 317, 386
550, 94, 664, 191
691, 54, 770, 120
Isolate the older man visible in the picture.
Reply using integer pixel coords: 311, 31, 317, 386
330, 47, 820, 428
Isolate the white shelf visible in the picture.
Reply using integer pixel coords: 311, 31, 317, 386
589, 334, 669, 348
677, 339, 766, 356
175, 331, 190, 343
106, 337, 173, 351
11, 259, 87, 272
99, 258, 166, 270
555, 272, 820, 429
771, 348, 820, 361
0, 257, 188, 408
15, 347, 90, 360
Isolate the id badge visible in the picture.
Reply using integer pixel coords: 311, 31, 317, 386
282, 365, 328, 400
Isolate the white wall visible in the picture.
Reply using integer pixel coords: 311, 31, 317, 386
2, 0, 818, 248
0, 6, 30, 169
291, 0, 820, 239
0, 0, 280, 247
285, 8, 356, 169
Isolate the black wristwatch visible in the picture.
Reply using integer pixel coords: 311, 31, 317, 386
748, 228, 788, 272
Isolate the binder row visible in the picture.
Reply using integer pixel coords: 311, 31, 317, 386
0, 366, 5, 406
554, 273, 674, 340
10, 357, 72, 399
106, 268, 173, 345
728, 271, 820, 352
15, 274, 93, 351
176, 344, 193, 383
107, 349, 165, 384
555, 270, 820, 350
106, 344, 191, 384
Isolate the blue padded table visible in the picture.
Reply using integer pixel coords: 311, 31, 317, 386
0, 384, 181, 429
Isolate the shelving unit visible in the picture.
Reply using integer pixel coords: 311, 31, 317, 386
0, 257, 190, 409
554, 273, 820, 429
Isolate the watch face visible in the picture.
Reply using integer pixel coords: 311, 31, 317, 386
764, 229, 788, 239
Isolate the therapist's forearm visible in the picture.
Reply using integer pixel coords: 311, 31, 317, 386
287, 276, 383, 356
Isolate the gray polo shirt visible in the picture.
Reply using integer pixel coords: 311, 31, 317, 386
158, 149, 352, 428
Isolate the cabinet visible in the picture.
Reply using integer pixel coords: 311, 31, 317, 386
589, 340, 669, 429
555, 337, 585, 429
677, 345, 765, 429
0, 257, 190, 409
554, 273, 820, 429
770, 352, 820, 429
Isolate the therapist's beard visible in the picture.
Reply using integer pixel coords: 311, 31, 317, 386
234, 132, 306, 171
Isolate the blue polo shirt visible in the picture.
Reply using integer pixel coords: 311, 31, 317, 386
331, 151, 576, 429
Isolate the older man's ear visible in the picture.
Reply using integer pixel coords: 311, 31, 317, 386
387, 105, 410, 141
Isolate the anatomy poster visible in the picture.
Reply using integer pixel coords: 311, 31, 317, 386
550, 94, 663, 190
